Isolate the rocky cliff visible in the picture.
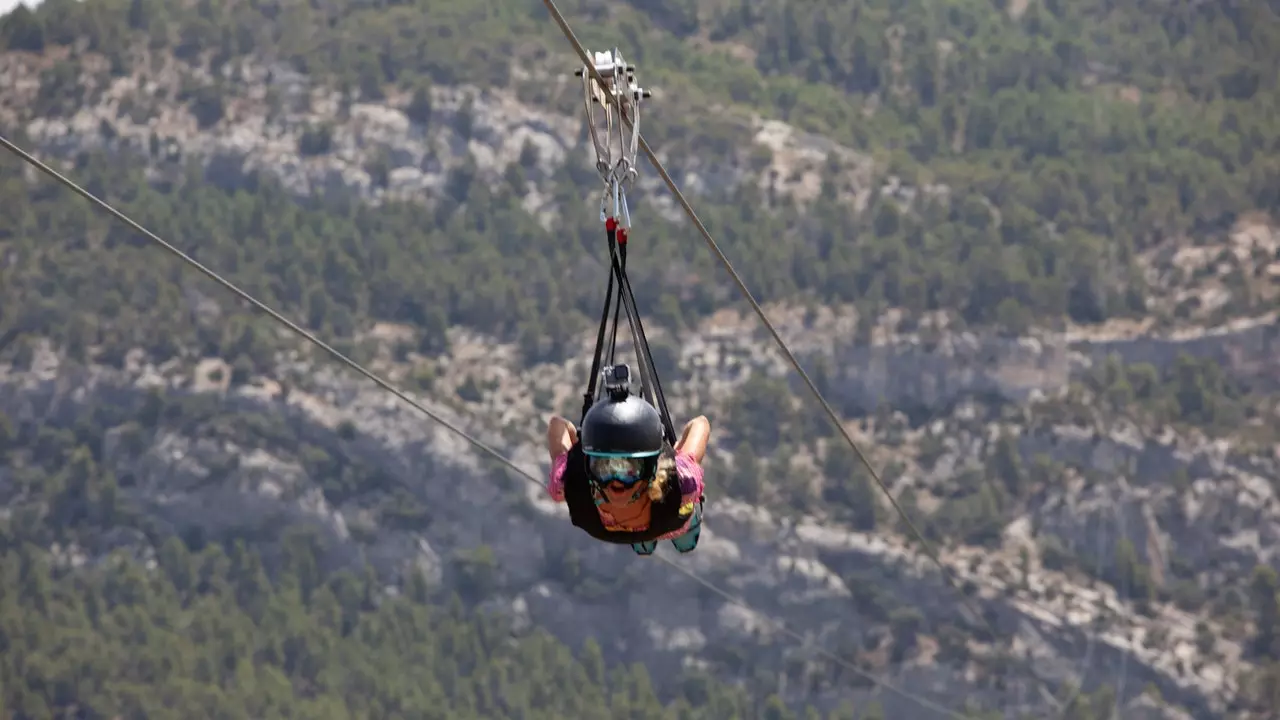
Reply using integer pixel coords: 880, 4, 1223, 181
4, 297, 1268, 718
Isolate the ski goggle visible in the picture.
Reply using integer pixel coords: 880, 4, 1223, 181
586, 455, 656, 486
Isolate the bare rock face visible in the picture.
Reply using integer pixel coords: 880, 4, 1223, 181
824, 332, 1071, 414
677, 304, 1280, 419
2, 53, 875, 231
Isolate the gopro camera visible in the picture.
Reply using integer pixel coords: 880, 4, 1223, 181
602, 363, 631, 394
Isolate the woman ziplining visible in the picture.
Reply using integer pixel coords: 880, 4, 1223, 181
544, 371, 710, 555
541, 50, 710, 555
0, 7, 1069, 705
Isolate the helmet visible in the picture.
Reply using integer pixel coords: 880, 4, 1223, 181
581, 393, 665, 459
582, 390, 665, 487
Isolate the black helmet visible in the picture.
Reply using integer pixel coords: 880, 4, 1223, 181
581, 366, 666, 493
581, 393, 665, 458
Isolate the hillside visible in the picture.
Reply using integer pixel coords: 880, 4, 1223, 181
1, 0, 1279, 717
0, 518, 779, 719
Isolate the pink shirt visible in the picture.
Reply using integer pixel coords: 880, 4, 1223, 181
547, 451, 704, 539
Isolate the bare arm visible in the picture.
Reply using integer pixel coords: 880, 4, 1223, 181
675, 415, 710, 464
546, 415, 578, 462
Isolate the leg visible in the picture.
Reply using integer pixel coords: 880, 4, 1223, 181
631, 541, 658, 555
669, 505, 703, 554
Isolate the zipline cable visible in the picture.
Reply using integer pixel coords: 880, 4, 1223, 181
0, 133, 969, 719
0, 135, 529, 487
536, 1, 1066, 711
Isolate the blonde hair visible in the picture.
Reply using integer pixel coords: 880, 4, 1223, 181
648, 453, 676, 502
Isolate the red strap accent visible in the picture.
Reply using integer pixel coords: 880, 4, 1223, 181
605, 217, 617, 232
617, 228, 628, 245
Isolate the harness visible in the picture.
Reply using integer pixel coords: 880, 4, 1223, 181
561, 444, 691, 545
567, 51, 704, 555
576, 49, 675, 447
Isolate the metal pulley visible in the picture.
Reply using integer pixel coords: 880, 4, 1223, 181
574, 49, 652, 227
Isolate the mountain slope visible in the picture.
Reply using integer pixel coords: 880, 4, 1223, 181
2, 0, 1280, 717
3, 0, 1278, 338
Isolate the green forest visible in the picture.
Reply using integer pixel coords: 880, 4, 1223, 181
0, 494, 799, 718
0, 394, 824, 719
0, 0, 1277, 369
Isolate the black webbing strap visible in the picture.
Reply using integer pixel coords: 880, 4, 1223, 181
582, 223, 627, 423
581, 223, 677, 445
605, 247, 623, 369
608, 244, 676, 444
581, 264, 615, 422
